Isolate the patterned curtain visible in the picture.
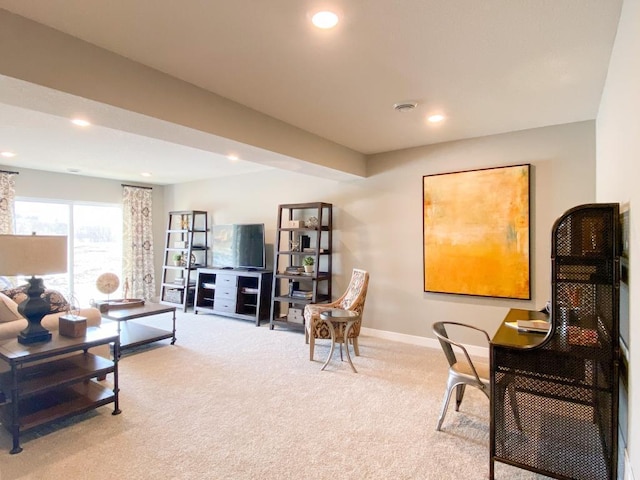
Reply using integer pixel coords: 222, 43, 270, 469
122, 186, 156, 300
0, 171, 17, 234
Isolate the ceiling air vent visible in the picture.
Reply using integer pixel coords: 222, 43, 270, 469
393, 102, 418, 113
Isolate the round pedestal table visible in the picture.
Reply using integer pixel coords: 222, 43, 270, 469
319, 309, 360, 373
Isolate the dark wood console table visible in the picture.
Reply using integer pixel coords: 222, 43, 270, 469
194, 268, 273, 326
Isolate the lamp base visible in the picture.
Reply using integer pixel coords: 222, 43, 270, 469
17, 329, 52, 344
17, 276, 52, 345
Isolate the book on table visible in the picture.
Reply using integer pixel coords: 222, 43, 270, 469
291, 290, 313, 299
505, 319, 551, 333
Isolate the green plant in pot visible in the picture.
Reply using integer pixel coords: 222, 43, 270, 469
303, 256, 315, 273
172, 252, 183, 266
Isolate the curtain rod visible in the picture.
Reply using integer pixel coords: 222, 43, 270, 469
121, 183, 152, 190
0, 169, 19, 175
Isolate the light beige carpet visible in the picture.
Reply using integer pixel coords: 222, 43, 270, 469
0, 313, 549, 479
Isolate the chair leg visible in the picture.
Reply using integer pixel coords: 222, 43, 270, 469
454, 384, 466, 411
305, 328, 309, 345
436, 379, 457, 431
352, 337, 360, 356
309, 335, 315, 361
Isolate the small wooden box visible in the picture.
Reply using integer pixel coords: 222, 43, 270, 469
59, 315, 87, 338
287, 220, 305, 228
287, 307, 304, 324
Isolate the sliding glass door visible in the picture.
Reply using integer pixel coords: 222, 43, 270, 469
14, 200, 123, 305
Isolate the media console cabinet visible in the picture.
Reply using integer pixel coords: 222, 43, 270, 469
194, 268, 273, 326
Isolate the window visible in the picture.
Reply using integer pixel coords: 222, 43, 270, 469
14, 200, 123, 305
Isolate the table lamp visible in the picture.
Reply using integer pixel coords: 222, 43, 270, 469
0, 234, 68, 344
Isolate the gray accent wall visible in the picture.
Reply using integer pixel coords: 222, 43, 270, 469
165, 121, 596, 341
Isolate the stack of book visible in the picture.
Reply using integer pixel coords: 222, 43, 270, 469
291, 290, 313, 299
284, 266, 304, 275
505, 319, 551, 333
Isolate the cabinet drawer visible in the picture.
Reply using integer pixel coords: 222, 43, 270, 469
214, 286, 237, 301
214, 301, 237, 313
216, 275, 237, 287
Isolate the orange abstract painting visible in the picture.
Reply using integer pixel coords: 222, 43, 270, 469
423, 164, 530, 299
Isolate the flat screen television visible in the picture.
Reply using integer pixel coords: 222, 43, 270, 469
211, 223, 266, 270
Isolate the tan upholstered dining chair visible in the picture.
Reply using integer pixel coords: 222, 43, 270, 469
304, 268, 369, 361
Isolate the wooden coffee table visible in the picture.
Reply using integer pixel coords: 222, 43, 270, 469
102, 303, 177, 356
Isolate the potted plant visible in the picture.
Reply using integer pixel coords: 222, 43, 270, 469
303, 256, 315, 273
172, 252, 183, 266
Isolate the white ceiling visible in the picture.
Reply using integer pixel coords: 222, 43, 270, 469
0, 0, 624, 185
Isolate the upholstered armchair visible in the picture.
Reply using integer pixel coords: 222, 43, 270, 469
304, 268, 369, 361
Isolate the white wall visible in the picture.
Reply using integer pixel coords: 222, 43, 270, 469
166, 121, 596, 341
596, 0, 640, 475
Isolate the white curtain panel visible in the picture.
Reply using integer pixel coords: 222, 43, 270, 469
122, 185, 156, 300
0, 172, 16, 234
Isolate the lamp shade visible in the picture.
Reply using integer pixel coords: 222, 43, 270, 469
0, 234, 68, 276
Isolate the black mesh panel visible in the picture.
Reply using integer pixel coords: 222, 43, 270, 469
491, 204, 619, 480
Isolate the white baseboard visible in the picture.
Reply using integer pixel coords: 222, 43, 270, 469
360, 326, 490, 358
625, 449, 635, 480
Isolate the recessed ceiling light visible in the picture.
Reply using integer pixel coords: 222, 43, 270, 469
312, 11, 339, 29
393, 102, 418, 113
427, 114, 445, 123
67, 168, 81, 174
141, 172, 152, 177
1, 151, 16, 158
71, 118, 91, 127
227, 155, 239, 161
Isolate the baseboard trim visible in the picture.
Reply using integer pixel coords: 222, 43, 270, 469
625, 449, 635, 480
360, 326, 490, 358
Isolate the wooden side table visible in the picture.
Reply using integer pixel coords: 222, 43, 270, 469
0, 327, 121, 453
319, 309, 360, 372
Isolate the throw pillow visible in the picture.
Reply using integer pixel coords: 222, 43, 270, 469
44, 290, 71, 313
1, 284, 29, 303
0, 292, 23, 323
0, 285, 70, 314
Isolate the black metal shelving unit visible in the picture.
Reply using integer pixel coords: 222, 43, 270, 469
269, 202, 333, 330
160, 210, 209, 312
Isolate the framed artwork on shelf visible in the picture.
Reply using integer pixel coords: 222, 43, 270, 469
422, 164, 531, 299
